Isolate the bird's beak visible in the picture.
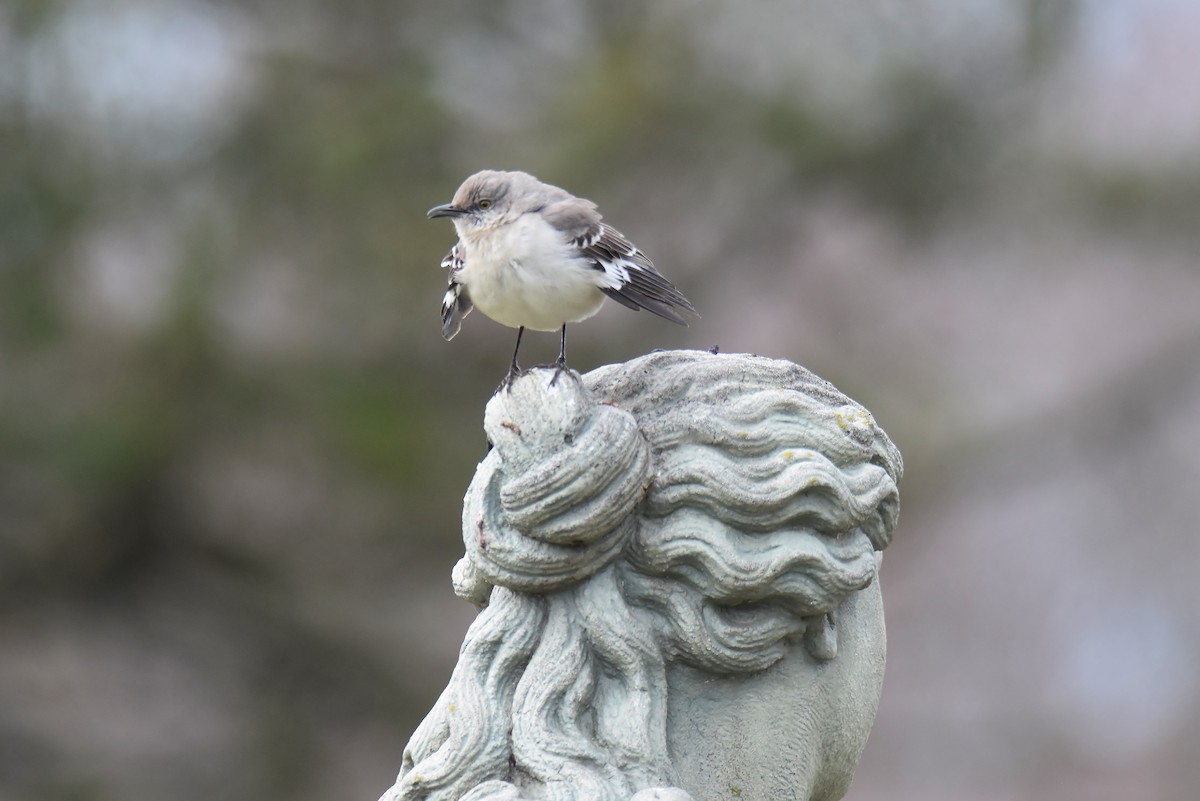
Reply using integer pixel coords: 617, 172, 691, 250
427, 203, 466, 219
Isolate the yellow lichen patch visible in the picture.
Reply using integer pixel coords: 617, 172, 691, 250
835, 408, 875, 432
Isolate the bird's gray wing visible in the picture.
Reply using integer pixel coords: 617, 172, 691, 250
439, 242, 473, 340
439, 242, 463, 272
541, 199, 697, 325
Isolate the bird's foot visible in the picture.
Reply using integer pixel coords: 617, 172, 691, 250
548, 356, 573, 387
496, 363, 524, 394
526, 359, 575, 387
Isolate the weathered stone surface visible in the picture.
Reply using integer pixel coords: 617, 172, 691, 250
381, 351, 902, 801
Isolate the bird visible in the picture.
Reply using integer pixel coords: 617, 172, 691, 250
427, 170, 697, 386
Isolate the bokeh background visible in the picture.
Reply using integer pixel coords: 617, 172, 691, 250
3, 1, 1199, 799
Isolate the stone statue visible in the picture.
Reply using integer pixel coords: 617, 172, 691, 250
380, 350, 903, 801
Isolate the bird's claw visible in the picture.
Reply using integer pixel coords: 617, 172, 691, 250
548, 357, 573, 387
496, 363, 524, 394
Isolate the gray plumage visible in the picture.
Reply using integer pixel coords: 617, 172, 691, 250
428, 170, 698, 380
542, 201, 695, 326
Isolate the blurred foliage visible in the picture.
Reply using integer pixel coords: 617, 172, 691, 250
3, 2, 1200, 800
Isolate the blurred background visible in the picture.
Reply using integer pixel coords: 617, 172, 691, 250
2, 1, 1199, 799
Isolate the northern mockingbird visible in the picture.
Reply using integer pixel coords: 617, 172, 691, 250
428, 170, 697, 384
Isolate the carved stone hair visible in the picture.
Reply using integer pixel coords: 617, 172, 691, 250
384, 351, 902, 801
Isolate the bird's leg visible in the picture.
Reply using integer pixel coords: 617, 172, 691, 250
498, 327, 526, 393
549, 324, 570, 386
512, 326, 527, 375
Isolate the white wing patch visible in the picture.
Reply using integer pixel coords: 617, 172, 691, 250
596, 257, 632, 289
576, 223, 697, 326
440, 242, 463, 272
440, 241, 473, 340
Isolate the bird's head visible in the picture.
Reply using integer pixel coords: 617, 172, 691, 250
427, 170, 559, 235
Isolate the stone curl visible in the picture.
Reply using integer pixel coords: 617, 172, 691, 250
453, 371, 651, 603
588, 351, 902, 671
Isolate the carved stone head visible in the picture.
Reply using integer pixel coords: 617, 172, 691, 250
383, 351, 902, 801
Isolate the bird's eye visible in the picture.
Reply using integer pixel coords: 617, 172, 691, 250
477, 199, 493, 210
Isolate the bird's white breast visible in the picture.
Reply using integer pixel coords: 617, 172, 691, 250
457, 214, 606, 331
